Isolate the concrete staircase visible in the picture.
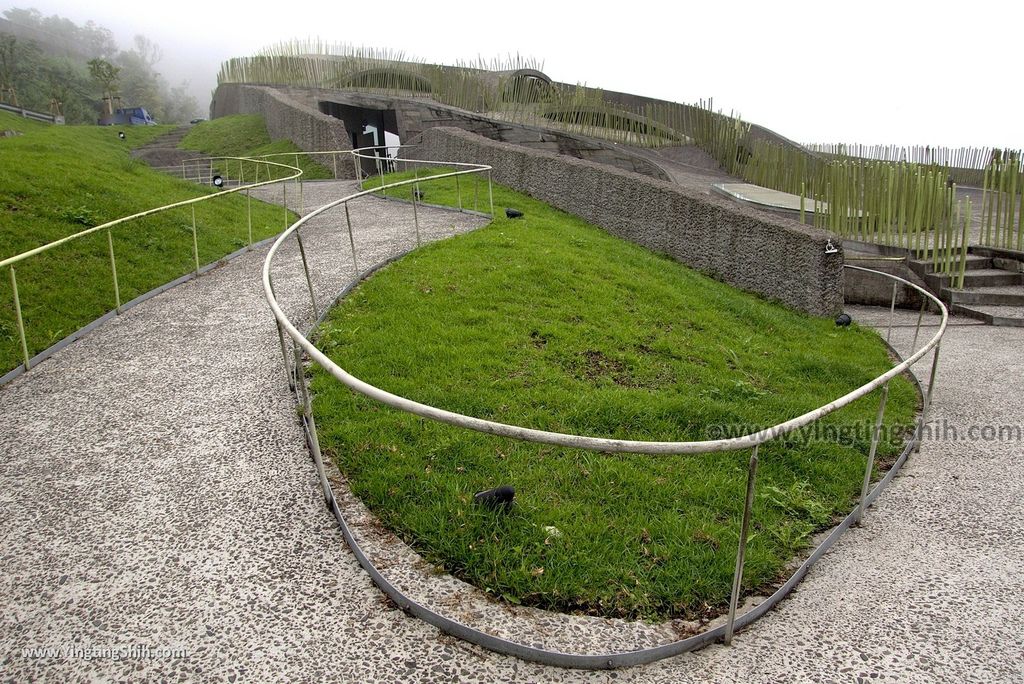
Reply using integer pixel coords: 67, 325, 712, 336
908, 247, 1024, 326
131, 125, 210, 180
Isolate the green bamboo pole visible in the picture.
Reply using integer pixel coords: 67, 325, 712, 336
1017, 171, 1024, 251
981, 163, 991, 245
956, 197, 971, 288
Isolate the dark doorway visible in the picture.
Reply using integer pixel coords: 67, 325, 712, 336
319, 101, 400, 178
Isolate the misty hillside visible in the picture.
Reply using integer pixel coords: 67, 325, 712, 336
0, 7, 200, 124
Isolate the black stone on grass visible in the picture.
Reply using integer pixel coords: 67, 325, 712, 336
473, 485, 515, 511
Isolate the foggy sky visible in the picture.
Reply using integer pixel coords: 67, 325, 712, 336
4, 0, 1022, 149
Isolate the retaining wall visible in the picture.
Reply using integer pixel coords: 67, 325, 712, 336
212, 84, 669, 181
415, 127, 844, 316
211, 84, 354, 176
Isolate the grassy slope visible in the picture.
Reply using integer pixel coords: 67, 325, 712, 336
179, 114, 334, 180
0, 111, 294, 374
311, 169, 918, 621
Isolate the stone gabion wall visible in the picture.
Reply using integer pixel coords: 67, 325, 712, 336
416, 127, 844, 316
212, 84, 353, 177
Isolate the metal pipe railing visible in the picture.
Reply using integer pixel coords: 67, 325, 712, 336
1, 155, 304, 379
262, 146, 949, 666
1, 140, 950, 668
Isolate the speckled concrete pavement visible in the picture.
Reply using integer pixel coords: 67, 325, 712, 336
1, 182, 1022, 683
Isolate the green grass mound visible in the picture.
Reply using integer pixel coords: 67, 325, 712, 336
0, 110, 293, 374
311, 170, 917, 621
180, 114, 334, 180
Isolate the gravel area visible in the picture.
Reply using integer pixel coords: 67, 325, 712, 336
1, 180, 1022, 682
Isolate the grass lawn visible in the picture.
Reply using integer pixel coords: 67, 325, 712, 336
0, 110, 295, 375
180, 114, 334, 180
309, 168, 919, 622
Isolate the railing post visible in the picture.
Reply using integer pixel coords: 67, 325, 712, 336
106, 229, 121, 313
886, 281, 898, 344
9, 265, 30, 371
191, 204, 200, 275
911, 298, 927, 353
456, 173, 463, 211
474, 173, 479, 212
856, 383, 889, 525
293, 344, 332, 502
725, 444, 759, 645
282, 182, 288, 227
344, 202, 359, 274
488, 170, 495, 218
332, 152, 338, 180
246, 189, 253, 248
267, 273, 294, 391
239, 159, 244, 186
923, 342, 942, 419
411, 183, 422, 247
295, 229, 320, 319
352, 152, 360, 181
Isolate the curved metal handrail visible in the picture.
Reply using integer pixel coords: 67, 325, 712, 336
0, 156, 301, 271
263, 157, 947, 456
1, 154, 304, 376
262, 146, 949, 667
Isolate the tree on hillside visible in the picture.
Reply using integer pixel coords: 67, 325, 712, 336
80, 21, 117, 60
2, 8, 201, 123
116, 49, 160, 117
132, 35, 162, 69
3, 7, 115, 60
87, 57, 118, 115
0, 34, 18, 104
164, 81, 199, 123
40, 57, 89, 118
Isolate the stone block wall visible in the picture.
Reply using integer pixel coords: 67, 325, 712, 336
415, 127, 844, 316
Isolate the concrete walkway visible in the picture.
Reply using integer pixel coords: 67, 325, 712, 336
1, 182, 1022, 682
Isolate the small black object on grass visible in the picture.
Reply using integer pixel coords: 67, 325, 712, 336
835, 313, 852, 327
117, 131, 125, 140
473, 485, 515, 511
505, 208, 523, 219
413, 188, 424, 201
212, 175, 224, 188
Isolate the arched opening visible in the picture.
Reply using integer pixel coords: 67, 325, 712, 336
500, 69, 553, 104
541, 106, 686, 144
336, 68, 433, 94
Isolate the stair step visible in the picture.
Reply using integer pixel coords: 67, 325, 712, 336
952, 303, 1024, 327
970, 245, 1024, 261
945, 286, 1024, 306
913, 254, 991, 270
908, 254, 992, 276
993, 257, 1024, 273
134, 125, 191, 151
927, 269, 1024, 288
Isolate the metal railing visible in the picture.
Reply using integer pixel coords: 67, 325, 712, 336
0, 101, 63, 124
262, 146, 948, 668
0, 155, 304, 382
177, 149, 370, 186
